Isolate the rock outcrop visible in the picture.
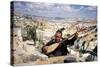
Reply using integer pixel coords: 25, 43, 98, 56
12, 35, 48, 64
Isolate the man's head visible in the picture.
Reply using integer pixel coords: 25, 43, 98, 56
53, 28, 65, 42
55, 31, 62, 43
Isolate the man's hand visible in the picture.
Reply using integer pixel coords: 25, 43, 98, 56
75, 32, 78, 36
42, 46, 49, 54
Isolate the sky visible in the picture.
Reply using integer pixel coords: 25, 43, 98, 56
12, 1, 97, 20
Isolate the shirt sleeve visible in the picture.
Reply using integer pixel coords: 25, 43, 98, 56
46, 39, 55, 46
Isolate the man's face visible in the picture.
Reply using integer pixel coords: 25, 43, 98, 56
55, 32, 62, 42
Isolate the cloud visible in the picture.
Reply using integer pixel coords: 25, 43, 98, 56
25, 2, 53, 11
26, 3, 34, 9
86, 6, 97, 11
61, 5, 81, 12
20, 2, 82, 13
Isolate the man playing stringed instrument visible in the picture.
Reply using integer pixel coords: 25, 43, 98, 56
42, 28, 78, 57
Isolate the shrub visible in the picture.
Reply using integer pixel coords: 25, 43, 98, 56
25, 25, 37, 45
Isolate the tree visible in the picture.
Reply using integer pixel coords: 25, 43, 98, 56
25, 25, 37, 45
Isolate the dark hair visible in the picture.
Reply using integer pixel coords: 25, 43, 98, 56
56, 30, 62, 34
56, 27, 65, 35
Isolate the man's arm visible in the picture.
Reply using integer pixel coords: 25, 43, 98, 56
60, 33, 78, 46
67, 33, 78, 46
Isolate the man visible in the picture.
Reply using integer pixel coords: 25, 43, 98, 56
42, 28, 78, 57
